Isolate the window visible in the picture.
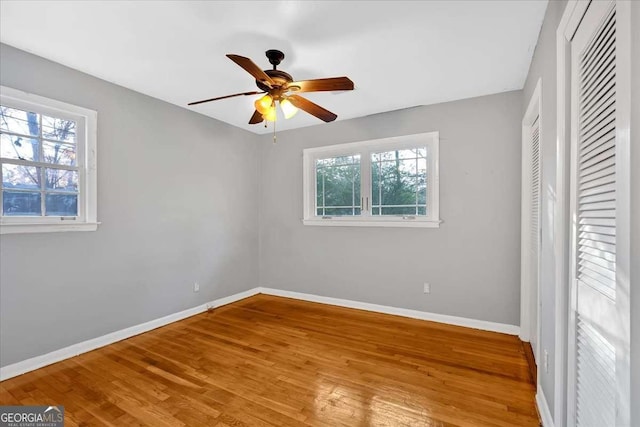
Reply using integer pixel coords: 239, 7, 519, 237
0, 86, 97, 234
303, 132, 440, 227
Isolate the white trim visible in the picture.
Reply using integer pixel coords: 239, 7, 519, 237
0, 222, 100, 234
0, 286, 521, 382
258, 287, 520, 335
302, 218, 442, 228
302, 132, 440, 227
613, 3, 632, 424
520, 78, 542, 369
563, 0, 591, 41
537, 389, 555, 427
0, 85, 98, 234
0, 288, 260, 381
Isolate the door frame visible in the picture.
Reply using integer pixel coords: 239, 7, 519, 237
557, 1, 632, 425
520, 78, 542, 368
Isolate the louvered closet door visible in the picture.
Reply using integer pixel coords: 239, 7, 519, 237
570, 1, 630, 425
529, 116, 540, 361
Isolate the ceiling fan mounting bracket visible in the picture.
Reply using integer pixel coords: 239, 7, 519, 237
265, 49, 285, 68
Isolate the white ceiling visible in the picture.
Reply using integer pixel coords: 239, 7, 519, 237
0, 1, 547, 134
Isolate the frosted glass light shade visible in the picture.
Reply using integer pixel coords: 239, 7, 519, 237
280, 98, 298, 119
263, 107, 277, 122
255, 94, 273, 115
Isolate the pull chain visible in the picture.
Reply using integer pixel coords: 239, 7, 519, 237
273, 116, 277, 144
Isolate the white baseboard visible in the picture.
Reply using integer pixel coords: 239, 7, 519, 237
0, 288, 260, 381
1, 286, 520, 381
536, 389, 554, 427
258, 287, 520, 335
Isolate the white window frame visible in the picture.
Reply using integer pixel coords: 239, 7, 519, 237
0, 86, 98, 234
303, 131, 440, 228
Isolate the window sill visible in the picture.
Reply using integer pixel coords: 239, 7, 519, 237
0, 222, 100, 235
302, 218, 441, 228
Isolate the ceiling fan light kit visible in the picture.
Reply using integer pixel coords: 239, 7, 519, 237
188, 49, 354, 132
280, 98, 298, 119
254, 94, 274, 115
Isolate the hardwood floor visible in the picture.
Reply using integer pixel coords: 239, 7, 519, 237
0, 295, 539, 426
522, 341, 537, 386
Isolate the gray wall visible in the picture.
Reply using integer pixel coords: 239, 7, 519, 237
521, 0, 568, 418
0, 44, 261, 367
259, 91, 523, 326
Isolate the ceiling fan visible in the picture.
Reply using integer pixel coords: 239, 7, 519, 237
188, 49, 354, 125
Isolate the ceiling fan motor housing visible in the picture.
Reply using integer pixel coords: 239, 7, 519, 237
257, 69, 293, 93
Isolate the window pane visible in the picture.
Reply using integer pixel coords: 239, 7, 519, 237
354, 170, 361, 206
43, 141, 76, 166
0, 106, 39, 136
371, 148, 427, 216
1, 133, 40, 162
372, 162, 380, 205
381, 206, 418, 215
316, 167, 323, 208
417, 158, 427, 175
317, 155, 359, 167
45, 168, 78, 192
379, 160, 416, 205
418, 180, 427, 204
2, 164, 41, 190
371, 151, 394, 162
397, 149, 423, 159
45, 193, 77, 216
324, 207, 359, 216
316, 154, 360, 216
3, 191, 41, 216
42, 115, 76, 143
373, 148, 427, 161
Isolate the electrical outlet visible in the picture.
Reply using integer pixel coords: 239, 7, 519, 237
423, 283, 431, 294
544, 349, 549, 373
193, 282, 200, 292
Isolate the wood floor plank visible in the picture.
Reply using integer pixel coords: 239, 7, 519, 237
0, 294, 539, 426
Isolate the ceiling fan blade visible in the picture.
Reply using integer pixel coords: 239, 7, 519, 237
287, 77, 354, 93
288, 95, 338, 122
188, 91, 264, 106
249, 110, 263, 125
227, 54, 276, 88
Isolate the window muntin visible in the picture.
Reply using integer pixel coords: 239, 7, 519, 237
371, 148, 427, 216
1, 105, 80, 217
0, 86, 97, 233
315, 155, 361, 216
303, 132, 439, 228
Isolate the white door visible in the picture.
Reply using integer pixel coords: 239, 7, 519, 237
521, 83, 541, 364
529, 115, 541, 361
567, 1, 631, 426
